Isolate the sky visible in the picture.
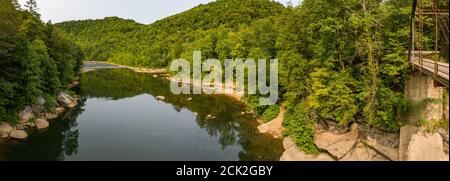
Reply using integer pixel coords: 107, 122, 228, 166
18, 0, 301, 24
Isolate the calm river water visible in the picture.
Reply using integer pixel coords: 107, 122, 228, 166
0, 68, 283, 161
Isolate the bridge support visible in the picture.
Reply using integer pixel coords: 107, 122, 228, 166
405, 71, 444, 123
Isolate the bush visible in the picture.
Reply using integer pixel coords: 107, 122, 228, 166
283, 103, 319, 155
307, 68, 358, 126
244, 94, 268, 115
261, 105, 280, 122
367, 86, 411, 131
43, 94, 58, 111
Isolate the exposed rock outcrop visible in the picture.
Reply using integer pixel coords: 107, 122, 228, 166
156, 96, 165, 101
45, 113, 59, 120
361, 126, 399, 148
365, 139, 399, 161
0, 122, 13, 138
10, 130, 28, 140
32, 96, 46, 114
257, 106, 285, 139
280, 137, 334, 161
341, 142, 387, 161
55, 107, 65, 114
406, 131, 447, 161
18, 106, 34, 123
57, 92, 77, 108
68, 81, 80, 88
35, 119, 49, 130
315, 123, 359, 159
19, 122, 35, 130
37, 96, 46, 106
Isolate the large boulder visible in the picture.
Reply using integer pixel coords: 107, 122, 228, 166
31, 105, 45, 114
341, 142, 388, 161
18, 106, 34, 123
155, 96, 165, 101
35, 119, 49, 130
283, 136, 296, 150
10, 130, 28, 140
37, 96, 46, 107
55, 107, 65, 114
315, 123, 359, 159
280, 137, 334, 161
21, 122, 35, 129
45, 112, 59, 120
0, 122, 13, 138
407, 131, 447, 161
361, 126, 399, 148
365, 139, 399, 161
327, 121, 350, 134
57, 92, 77, 108
68, 81, 80, 88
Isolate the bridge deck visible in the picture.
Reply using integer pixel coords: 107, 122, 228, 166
410, 57, 449, 87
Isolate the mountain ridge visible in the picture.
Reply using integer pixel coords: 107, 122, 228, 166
56, 0, 285, 67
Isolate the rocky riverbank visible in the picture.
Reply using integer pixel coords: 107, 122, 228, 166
0, 91, 79, 141
256, 105, 449, 161
276, 122, 449, 161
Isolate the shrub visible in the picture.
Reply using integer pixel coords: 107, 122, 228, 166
367, 86, 411, 131
261, 105, 280, 123
283, 103, 319, 155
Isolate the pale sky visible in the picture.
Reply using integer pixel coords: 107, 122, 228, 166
18, 0, 301, 24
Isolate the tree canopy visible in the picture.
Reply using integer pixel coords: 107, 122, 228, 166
0, 0, 83, 123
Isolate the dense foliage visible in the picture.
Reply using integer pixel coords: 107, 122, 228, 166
53, 0, 430, 152
57, 0, 284, 67
0, 0, 83, 123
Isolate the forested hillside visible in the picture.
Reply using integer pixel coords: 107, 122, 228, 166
56, 0, 285, 67
58, 0, 419, 153
0, 0, 83, 123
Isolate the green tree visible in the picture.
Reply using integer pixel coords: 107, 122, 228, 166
0, 0, 83, 123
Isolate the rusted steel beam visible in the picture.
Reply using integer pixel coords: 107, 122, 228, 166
410, 59, 450, 87
415, 9, 449, 15
412, 0, 418, 18
409, 0, 418, 63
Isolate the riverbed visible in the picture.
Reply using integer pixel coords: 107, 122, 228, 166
0, 66, 283, 161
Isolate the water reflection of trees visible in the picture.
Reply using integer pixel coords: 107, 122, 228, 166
58, 98, 86, 159
80, 69, 283, 160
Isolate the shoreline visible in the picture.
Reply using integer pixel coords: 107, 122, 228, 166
83, 61, 245, 102
0, 91, 80, 142
81, 61, 288, 157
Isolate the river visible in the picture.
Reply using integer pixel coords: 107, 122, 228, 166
0, 66, 283, 161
